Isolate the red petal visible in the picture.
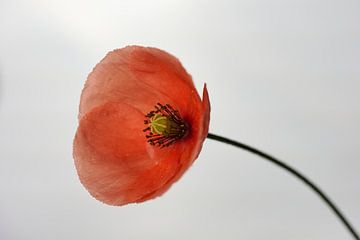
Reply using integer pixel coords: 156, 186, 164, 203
74, 102, 184, 205
79, 47, 166, 119
201, 84, 211, 140
129, 47, 200, 114
79, 46, 201, 120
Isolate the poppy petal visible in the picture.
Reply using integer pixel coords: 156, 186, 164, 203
129, 46, 202, 118
201, 84, 211, 140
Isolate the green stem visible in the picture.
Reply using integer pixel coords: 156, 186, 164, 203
207, 132, 359, 240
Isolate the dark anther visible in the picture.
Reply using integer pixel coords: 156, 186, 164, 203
143, 103, 188, 148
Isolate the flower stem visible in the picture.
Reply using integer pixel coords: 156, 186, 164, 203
207, 132, 359, 240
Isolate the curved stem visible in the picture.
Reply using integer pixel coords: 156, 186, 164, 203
207, 132, 359, 240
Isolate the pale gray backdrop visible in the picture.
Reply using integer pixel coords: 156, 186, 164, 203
0, 0, 359, 239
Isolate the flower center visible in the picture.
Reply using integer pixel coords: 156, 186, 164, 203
143, 103, 188, 147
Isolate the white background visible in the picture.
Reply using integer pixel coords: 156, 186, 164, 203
0, 0, 359, 239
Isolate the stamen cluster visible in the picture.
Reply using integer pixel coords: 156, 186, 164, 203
143, 103, 188, 147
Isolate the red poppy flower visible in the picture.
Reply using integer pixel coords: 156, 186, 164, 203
73, 46, 210, 206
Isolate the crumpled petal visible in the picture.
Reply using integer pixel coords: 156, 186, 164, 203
73, 46, 210, 205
